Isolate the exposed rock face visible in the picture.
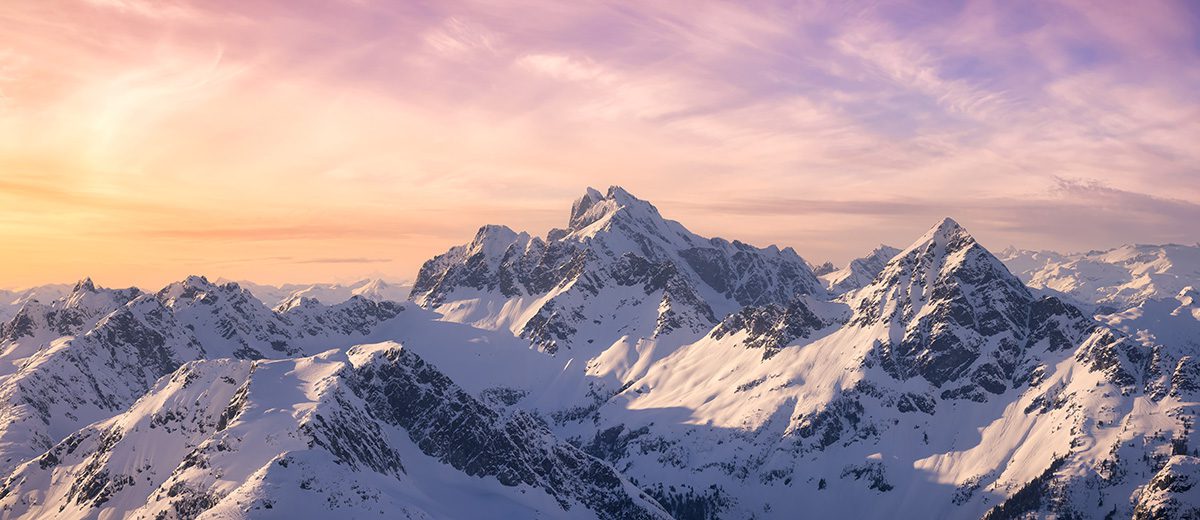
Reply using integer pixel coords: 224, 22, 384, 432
849, 218, 1119, 398
1133, 455, 1200, 520
410, 186, 822, 355
350, 346, 668, 519
710, 295, 842, 359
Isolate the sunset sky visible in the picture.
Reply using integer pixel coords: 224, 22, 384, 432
2, 0, 1198, 289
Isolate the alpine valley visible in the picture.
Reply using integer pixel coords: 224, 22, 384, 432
1, 187, 1197, 520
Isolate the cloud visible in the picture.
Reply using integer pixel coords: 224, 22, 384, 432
0, 0, 1196, 286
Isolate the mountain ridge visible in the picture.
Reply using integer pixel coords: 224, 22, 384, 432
0, 188, 1196, 519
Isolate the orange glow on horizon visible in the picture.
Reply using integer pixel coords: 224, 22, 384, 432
1, 0, 1197, 289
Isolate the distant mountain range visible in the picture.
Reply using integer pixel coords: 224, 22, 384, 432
0, 187, 1196, 519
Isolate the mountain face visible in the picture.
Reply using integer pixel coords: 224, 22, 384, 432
1132, 455, 1200, 520
409, 186, 821, 398
0, 344, 667, 520
1000, 243, 1200, 312
820, 245, 900, 295
2, 187, 1198, 520
404, 196, 1195, 519
0, 276, 404, 475
849, 219, 1065, 397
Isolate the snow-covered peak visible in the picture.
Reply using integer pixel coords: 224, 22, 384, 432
871, 218, 1013, 297
274, 294, 322, 313
351, 278, 394, 300
156, 275, 219, 304
60, 278, 140, 316
468, 224, 531, 259
154, 276, 260, 311
562, 185, 682, 245
899, 217, 969, 257
232, 278, 413, 308
822, 244, 901, 295
70, 277, 96, 294
569, 186, 607, 229
1001, 243, 1200, 310
412, 186, 822, 357
848, 217, 1039, 393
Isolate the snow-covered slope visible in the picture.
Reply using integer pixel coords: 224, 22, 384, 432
226, 278, 412, 309
410, 186, 822, 407
1000, 243, 1200, 312
1101, 287, 1200, 356
1132, 455, 1200, 519
0, 276, 405, 475
820, 244, 900, 295
0, 278, 141, 376
0, 343, 668, 520
0, 283, 73, 322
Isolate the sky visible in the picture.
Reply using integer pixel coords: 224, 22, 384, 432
1, 0, 1198, 289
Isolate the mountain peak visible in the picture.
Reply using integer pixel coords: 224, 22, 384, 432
473, 224, 519, 244
468, 224, 528, 259
900, 217, 973, 256
156, 275, 230, 306
569, 187, 606, 229
72, 277, 96, 293
928, 216, 965, 240
605, 185, 636, 203
871, 244, 900, 256
568, 185, 648, 231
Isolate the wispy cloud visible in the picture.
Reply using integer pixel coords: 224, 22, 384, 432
0, 0, 1196, 286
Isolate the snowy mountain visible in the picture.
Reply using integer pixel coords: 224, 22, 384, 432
405, 190, 1198, 518
1101, 287, 1200, 356
0, 344, 667, 520
1, 187, 1197, 519
225, 278, 412, 309
820, 244, 901, 295
1000, 244, 1200, 312
0, 276, 404, 476
410, 186, 822, 405
543, 217, 1181, 519
0, 283, 78, 322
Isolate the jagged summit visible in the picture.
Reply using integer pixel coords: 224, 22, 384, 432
156, 275, 233, 307
412, 186, 822, 359
849, 217, 1052, 395
558, 185, 683, 246
71, 277, 96, 293
568, 186, 607, 229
